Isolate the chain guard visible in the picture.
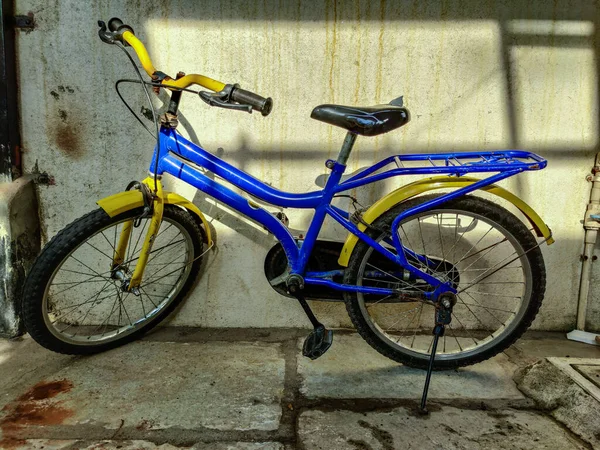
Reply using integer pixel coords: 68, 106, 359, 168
264, 240, 346, 301
264, 240, 459, 302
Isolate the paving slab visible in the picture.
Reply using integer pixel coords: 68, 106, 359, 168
515, 357, 600, 449
5, 440, 283, 450
0, 336, 76, 407
0, 340, 285, 444
5, 440, 180, 450
191, 443, 283, 450
574, 363, 600, 387
298, 334, 523, 400
298, 408, 588, 450
504, 332, 600, 368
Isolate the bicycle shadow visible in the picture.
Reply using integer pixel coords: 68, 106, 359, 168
299, 334, 521, 400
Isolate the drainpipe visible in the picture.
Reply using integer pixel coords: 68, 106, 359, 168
567, 153, 600, 345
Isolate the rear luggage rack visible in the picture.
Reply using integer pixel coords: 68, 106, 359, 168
339, 151, 547, 190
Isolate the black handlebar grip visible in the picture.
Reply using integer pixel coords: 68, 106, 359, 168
231, 87, 273, 117
108, 17, 134, 35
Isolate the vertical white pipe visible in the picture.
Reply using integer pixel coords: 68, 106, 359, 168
578, 230, 597, 329
576, 153, 600, 330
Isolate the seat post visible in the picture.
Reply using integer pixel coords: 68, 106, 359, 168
337, 132, 357, 166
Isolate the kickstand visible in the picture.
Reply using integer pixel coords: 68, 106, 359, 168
419, 324, 444, 415
418, 294, 455, 415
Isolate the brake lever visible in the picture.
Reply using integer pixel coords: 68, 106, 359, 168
97, 21, 116, 44
198, 85, 253, 114
199, 92, 252, 113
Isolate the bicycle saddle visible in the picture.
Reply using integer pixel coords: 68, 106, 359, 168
311, 99, 410, 137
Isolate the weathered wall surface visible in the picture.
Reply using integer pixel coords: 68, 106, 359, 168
14, 0, 600, 330
0, 176, 40, 336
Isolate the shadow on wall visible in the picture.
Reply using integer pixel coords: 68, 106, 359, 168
130, 0, 599, 175
133, 0, 599, 149
124, 0, 599, 224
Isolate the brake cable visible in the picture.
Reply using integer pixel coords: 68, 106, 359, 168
113, 41, 162, 194
115, 79, 156, 138
115, 78, 204, 138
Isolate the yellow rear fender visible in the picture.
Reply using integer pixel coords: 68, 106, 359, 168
96, 189, 213, 245
337, 176, 553, 267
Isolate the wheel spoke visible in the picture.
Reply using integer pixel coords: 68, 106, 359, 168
453, 225, 494, 267
461, 290, 520, 299
118, 236, 187, 268
57, 279, 113, 335
462, 291, 507, 326
446, 323, 464, 351
93, 292, 120, 336
410, 304, 424, 347
128, 219, 148, 264
395, 304, 424, 342
411, 220, 433, 272
365, 262, 428, 294
99, 229, 116, 253
116, 289, 133, 327
454, 295, 493, 338
69, 254, 108, 279
84, 240, 115, 262
447, 236, 510, 283
436, 213, 446, 270
458, 236, 509, 262
139, 286, 159, 309
443, 216, 475, 264
141, 262, 188, 288
58, 268, 104, 278
457, 248, 529, 294
52, 278, 109, 287
51, 290, 118, 324
455, 301, 516, 314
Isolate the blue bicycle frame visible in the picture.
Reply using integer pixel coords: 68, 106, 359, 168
152, 127, 547, 301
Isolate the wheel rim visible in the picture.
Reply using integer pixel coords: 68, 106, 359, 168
356, 208, 533, 362
42, 215, 194, 345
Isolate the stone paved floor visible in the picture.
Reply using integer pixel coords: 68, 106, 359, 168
0, 328, 598, 449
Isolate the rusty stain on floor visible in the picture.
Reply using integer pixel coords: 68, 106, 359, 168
0, 379, 74, 449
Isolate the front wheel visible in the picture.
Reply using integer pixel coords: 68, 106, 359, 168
22, 205, 206, 354
344, 194, 546, 370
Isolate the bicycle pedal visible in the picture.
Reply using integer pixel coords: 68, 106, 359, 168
302, 326, 333, 360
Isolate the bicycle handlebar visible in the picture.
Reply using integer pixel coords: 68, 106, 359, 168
99, 18, 273, 115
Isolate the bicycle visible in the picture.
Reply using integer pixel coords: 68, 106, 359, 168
22, 18, 553, 412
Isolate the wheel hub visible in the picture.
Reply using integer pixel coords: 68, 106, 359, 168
111, 266, 140, 296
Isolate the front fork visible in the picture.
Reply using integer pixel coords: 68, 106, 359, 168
112, 177, 164, 292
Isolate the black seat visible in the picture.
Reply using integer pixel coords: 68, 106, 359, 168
310, 103, 410, 137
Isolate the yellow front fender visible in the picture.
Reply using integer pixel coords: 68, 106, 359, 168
96, 190, 213, 245
338, 176, 553, 267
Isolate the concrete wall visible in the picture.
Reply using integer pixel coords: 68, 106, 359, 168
14, 0, 600, 330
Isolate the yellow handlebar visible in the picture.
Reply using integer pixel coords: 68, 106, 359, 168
162, 74, 226, 93
122, 30, 226, 93
122, 31, 156, 76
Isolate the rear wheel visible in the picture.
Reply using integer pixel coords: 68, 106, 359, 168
22, 205, 206, 354
344, 195, 546, 370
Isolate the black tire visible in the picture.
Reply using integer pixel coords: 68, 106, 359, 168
343, 194, 546, 370
22, 205, 206, 355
